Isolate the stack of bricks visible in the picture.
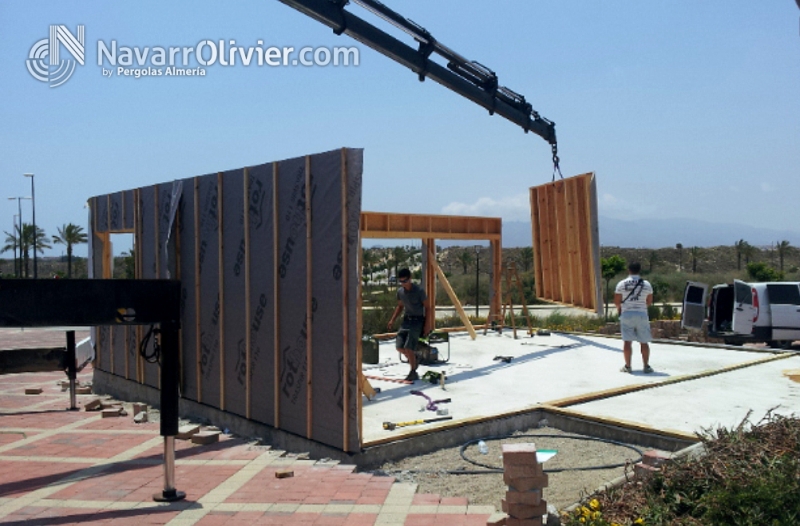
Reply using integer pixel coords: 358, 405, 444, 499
634, 450, 671, 480
495, 443, 549, 526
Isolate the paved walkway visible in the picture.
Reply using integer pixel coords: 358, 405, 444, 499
0, 367, 497, 525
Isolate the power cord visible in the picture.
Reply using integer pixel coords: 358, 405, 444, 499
139, 325, 161, 364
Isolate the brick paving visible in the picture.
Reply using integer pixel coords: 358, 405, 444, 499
0, 366, 497, 525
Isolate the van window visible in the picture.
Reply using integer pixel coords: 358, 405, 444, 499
766, 284, 800, 305
734, 281, 752, 304
686, 286, 705, 304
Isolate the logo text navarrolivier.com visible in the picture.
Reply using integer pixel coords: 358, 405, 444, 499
26, 25, 85, 88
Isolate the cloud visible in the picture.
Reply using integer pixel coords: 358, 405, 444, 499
599, 192, 657, 219
440, 193, 531, 222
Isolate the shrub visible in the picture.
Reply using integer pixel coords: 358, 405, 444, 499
746, 262, 784, 282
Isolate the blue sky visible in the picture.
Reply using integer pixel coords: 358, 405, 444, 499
1, 0, 799, 257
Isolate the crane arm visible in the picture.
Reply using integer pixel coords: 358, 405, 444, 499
276, 0, 558, 151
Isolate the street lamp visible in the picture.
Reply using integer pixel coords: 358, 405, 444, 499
474, 245, 481, 317
24, 174, 37, 278
11, 214, 18, 278
7, 196, 30, 277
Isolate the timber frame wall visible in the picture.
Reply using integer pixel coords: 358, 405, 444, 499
360, 212, 502, 335
529, 172, 602, 314
90, 148, 362, 452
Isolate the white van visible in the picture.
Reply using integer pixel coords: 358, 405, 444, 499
682, 280, 800, 348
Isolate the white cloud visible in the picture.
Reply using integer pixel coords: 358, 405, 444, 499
599, 192, 657, 219
440, 193, 531, 222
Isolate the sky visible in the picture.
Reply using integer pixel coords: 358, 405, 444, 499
1, 0, 799, 258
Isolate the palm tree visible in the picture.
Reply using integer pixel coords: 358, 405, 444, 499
391, 246, 407, 283
676, 243, 683, 272
52, 223, 88, 278
734, 239, 748, 271
18, 223, 50, 278
2, 229, 20, 277
776, 240, 792, 273
648, 251, 659, 273
457, 250, 473, 274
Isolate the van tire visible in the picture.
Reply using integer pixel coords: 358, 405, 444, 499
768, 340, 790, 349
724, 339, 743, 346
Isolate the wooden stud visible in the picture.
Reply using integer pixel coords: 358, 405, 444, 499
433, 262, 476, 340
554, 182, 571, 304
194, 178, 202, 403
217, 172, 225, 411
305, 155, 313, 440
244, 168, 252, 420
135, 188, 143, 384
340, 148, 350, 452
356, 227, 364, 449
153, 188, 160, 389
175, 186, 184, 395
273, 162, 281, 429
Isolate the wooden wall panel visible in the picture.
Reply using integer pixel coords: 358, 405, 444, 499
529, 173, 602, 314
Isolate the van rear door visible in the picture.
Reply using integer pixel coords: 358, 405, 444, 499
681, 281, 708, 330
766, 283, 800, 341
732, 279, 756, 335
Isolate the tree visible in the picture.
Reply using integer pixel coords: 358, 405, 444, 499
18, 223, 50, 278
457, 250, 474, 274
519, 247, 534, 272
690, 246, 701, 274
391, 246, 407, 283
676, 243, 683, 272
734, 239, 748, 271
52, 223, 88, 278
601, 255, 626, 319
747, 262, 783, 282
1, 229, 20, 277
361, 248, 376, 283
777, 240, 792, 273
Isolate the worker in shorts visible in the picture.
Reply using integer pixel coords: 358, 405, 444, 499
614, 261, 654, 374
387, 268, 428, 382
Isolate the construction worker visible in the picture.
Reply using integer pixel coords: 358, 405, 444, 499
614, 261, 654, 374
387, 268, 428, 382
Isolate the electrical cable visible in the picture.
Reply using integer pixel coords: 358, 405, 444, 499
378, 434, 643, 476
139, 325, 161, 364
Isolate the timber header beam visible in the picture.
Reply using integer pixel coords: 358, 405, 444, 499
360, 211, 501, 240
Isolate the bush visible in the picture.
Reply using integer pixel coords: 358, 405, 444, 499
746, 262, 784, 282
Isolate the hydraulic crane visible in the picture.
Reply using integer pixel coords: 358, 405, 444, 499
277, 0, 562, 172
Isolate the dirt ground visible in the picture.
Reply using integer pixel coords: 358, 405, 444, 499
371, 426, 650, 512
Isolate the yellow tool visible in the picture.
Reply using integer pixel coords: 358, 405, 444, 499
382, 416, 452, 431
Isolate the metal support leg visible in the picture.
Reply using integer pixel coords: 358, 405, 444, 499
66, 331, 78, 411
153, 321, 185, 502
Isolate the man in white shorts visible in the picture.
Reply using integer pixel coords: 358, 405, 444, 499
614, 261, 654, 374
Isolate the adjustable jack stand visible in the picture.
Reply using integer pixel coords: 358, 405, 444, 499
153, 321, 185, 502
66, 331, 79, 411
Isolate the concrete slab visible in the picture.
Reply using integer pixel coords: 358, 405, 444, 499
570, 353, 800, 434
361, 331, 793, 444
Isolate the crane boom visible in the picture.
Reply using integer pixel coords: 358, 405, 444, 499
277, 0, 558, 152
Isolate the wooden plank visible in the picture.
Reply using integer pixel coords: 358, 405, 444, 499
423, 240, 436, 335
537, 186, 552, 300
566, 177, 584, 308
357, 234, 364, 449
554, 182, 572, 304
360, 211, 501, 240
575, 176, 593, 310
490, 239, 502, 320
340, 149, 350, 452
545, 183, 562, 302
153, 188, 159, 389
529, 187, 544, 299
244, 168, 252, 420
305, 156, 313, 439
194, 178, 202, 402
135, 189, 143, 383
217, 172, 225, 411
433, 262, 476, 340
272, 162, 281, 429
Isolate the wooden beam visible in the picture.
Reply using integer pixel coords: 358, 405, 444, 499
340, 148, 350, 452
194, 178, 202, 402
361, 211, 500, 241
305, 156, 313, 440
433, 261, 476, 340
217, 172, 225, 411
244, 168, 252, 420
273, 162, 281, 429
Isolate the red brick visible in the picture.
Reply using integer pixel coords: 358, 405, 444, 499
191, 431, 220, 445
275, 469, 294, 479
502, 499, 547, 519
101, 407, 122, 418
505, 518, 543, 526
504, 463, 543, 479
504, 489, 541, 506
501, 443, 538, 465
504, 473, 548, 492
24, 387, 43, 395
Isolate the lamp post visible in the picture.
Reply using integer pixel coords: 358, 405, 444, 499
11, 214, 18, 278
8, 196, 29, 277
474, 245, 481, 317
24, 174, 37, 278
